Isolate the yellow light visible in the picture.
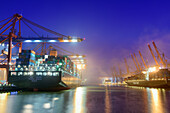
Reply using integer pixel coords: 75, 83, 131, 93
73, 87, 87, 113
0, 93, 8, 113
150, 89, 164, 113
63, 40, 69, 42
142, 71, 147, 74
149, 67, 156, 72
78, 56, 83, 58
71, 39, 78, 42
77, 64, 82, 70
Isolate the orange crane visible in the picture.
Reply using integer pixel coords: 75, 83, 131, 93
124, 58, 129, 74
152, 41, 166, 67
131, 54, 139, 72
112, 66, 118, 78
147, 43, 159, 66
133, 53, 142, 71
0, 14, 85, 82
0, 14, 84, 64
139, 51, 148, 69
118, 64, 122, 77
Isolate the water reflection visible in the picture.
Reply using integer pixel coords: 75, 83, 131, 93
0, 93, 8, 113
0, 86, 169, 113
73, 87, 87, 113
146, 88, 167, 113
105, 86, 111, 113
23, 104, 33, 113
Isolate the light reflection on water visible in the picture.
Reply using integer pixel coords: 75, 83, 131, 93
0, 93, 8, 113
147, 88, 165, 113
73, 87, 87, 113
105, 86, 111, 113
0, 86, 170, 113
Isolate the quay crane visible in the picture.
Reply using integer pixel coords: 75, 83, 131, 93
0, 14, 85, 82
133, 53, 142, 71
131, 54, 140, 72
0, 14, 84, 64
139, 51, 148, 69
124, 58, 129, 74
147, 43, 159, 66
152, 41, 167, 67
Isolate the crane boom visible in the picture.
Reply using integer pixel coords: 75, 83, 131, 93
113, 66, 117, 77
131, 54, 139, 72
134, 53, 142, 71
139, 51, 147, 69
118, 64, 122, 77
152, 41, 166, 67
147, 43, 159, 66
124, 58, 129, 74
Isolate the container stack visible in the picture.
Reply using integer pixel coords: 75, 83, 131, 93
50, 50, 58, 57
14, 49, 78, 76
16, 50, 36, 66
73, 64, 77, 76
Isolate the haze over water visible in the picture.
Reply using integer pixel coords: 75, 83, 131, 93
0, 86, 170, 113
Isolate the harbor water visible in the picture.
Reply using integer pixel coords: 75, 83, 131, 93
0, 86, 170, 113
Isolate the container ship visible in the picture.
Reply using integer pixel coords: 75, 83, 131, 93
115, 41, 170, 88
125, 67, 170, 88
8, 49, 81, 91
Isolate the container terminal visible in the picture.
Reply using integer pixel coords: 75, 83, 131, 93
110, 41, 170, 88
0, 14, 86, 91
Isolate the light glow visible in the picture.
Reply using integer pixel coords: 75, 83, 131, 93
43, 103, 51, 109
77, 64, 82, 70
48, 40, 57, 42
78, 56, 83, 58
73, 87, 87, 113
63, 40, 69, 42
71, 39, 78, 42
24, 40, 32, 42
149, 67, 156, 72
33, 40, 42, 42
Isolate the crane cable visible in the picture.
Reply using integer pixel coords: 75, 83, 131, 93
0, 16, 13, 23
48, 44, 67, 55
50, 43, 75, 55
22, 20, 41, 37
22, 17, 68, 38
0, 56, 7, 63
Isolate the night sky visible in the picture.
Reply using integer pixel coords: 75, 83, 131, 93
1, 0, 170, 83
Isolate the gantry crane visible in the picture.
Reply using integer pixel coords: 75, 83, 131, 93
0, 14, 85, 81
152, 41, 166, 67
139, 51, 148, 69
147, 43, 159, 66
0, 14, 84, 65
133, 53, 142, 71
124, 58, 129, 74
131, 54, 139, 72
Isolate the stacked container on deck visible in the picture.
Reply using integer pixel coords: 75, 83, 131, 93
15, 49, 78, 77
16, 50, 35, 66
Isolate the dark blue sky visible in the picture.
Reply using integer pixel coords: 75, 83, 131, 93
1, 0, 170, 83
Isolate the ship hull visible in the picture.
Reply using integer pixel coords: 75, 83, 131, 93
126, 79, 170, 88
8, 71, 81, 91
